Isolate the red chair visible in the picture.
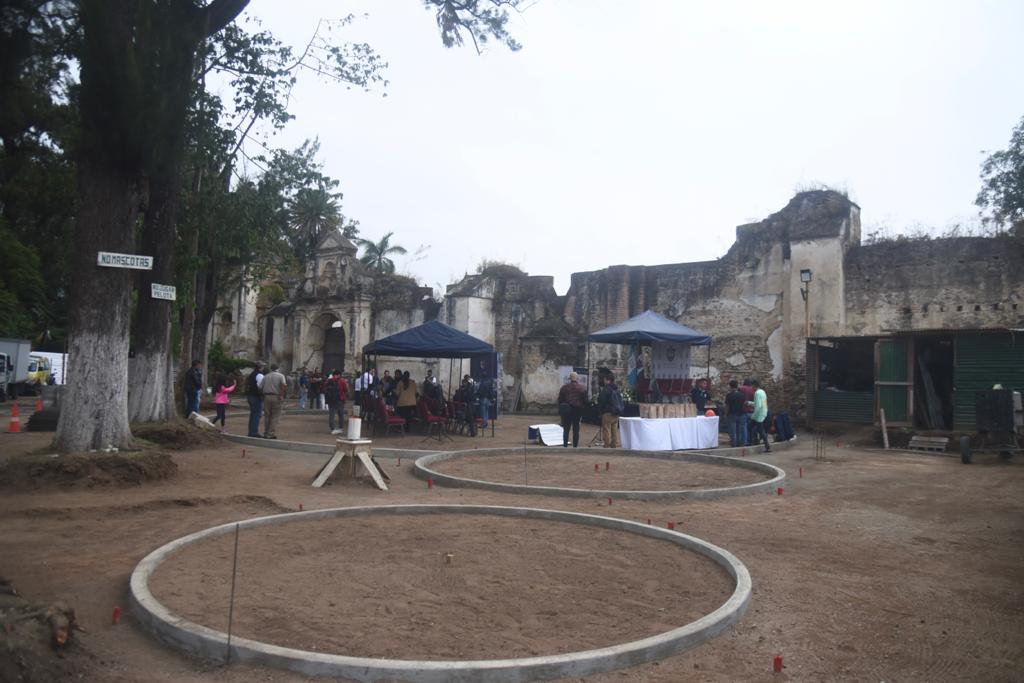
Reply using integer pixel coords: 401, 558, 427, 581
375, 399, 405, 437
417, 400, 446, 439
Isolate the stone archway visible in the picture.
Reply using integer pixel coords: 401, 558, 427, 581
324, 321, 345, 374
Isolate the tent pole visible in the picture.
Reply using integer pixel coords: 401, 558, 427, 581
447, 358, 453, 402
706, 344, 711, 379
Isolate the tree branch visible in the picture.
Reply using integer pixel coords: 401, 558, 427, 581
200, 0, 251, 38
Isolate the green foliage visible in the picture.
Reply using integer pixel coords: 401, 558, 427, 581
207, 339, 252, 376
356, 231, 408, 274
476, 259, 526, 277
427, 0, 525, 53
977, 115, 1024, 234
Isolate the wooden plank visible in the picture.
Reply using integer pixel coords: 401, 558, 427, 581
356, 451, 388, 491
311, 451, 345, 488
880, 409, 890, 449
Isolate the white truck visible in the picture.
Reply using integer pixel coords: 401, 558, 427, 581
0, 338, 32, 401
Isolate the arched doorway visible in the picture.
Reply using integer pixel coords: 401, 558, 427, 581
323, 321, 345, 373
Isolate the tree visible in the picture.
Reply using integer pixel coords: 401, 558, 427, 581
56, 0, 526, 451
57, 0, 249, 452
977, 114, 1024, 236
356, 232, 407, 274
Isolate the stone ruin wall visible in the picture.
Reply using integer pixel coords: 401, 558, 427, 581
844, 236, 1024, 335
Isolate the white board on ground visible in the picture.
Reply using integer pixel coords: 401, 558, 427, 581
530, 423, 565, 447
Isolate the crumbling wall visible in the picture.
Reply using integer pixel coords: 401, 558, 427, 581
845, 236, 1024, 334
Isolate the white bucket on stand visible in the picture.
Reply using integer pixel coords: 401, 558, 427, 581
347, 417, 362, 440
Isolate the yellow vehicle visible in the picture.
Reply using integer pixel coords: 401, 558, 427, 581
26, 354, 51, 393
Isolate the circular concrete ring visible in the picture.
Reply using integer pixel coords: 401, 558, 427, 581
131, 504, 751, 683
415, 448, 785, 500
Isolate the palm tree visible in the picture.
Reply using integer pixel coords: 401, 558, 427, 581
287, 187, 341, 259
356, 232, 407, 274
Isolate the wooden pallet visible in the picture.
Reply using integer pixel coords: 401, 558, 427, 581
907, 435, 949, 453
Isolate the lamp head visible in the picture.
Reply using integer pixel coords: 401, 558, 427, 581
799, 269, 813, 283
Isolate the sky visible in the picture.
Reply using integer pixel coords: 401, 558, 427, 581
241, 0, 1024, 294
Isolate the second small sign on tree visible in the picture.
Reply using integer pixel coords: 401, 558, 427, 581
151, 283, 176, 301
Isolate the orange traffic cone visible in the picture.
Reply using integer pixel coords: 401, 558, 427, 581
35, 397, 43, 412
8, 403, 22, 433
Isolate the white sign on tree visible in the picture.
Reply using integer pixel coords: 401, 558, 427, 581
151, 283, 176, 300
96, 251, 153, 270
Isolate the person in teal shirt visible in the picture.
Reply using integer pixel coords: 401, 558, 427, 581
748, 379, 771, 453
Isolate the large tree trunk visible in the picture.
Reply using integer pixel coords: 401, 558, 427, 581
55, 162, 140, 452
127, 176, 178, 423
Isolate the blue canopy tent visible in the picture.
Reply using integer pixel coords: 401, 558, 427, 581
362, 320, 496, 436
586, 310, 714, 399
363, 320, 494, 358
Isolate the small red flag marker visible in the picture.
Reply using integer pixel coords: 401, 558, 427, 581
777, 487, 784, 496
112, 606, 121, 625
773, 655, 783, 673
799, 467, 803, 478
607, 497, 612, 505
299, 503, 304, 511
428, 478, 434, 489
605, 461, 610, 471
242, 449, 246, 458
594, 463, 599, 472
667, 521, 675, 530
647, 518, 651, 525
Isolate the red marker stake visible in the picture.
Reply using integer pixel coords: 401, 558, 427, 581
242, 449, 246, 458
773, 655, 784, 673
607, 497, 612, 505
741, 448, 747, 457
112, 606, 121, 625
428, 478, 434, 489
605, 461, 610, 471
647, 518, 651, 525
667, 521, 675, 530
799, 467, 803, 478
777, 487, 784, 496
397, 457, 401, 467
594, 463, 599, 472
299, 503, 304, 511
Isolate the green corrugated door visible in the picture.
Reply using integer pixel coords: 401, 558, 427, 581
876, 339, 911, 424
953, 333, 1024, 428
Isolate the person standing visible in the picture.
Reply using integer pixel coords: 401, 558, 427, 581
724, 379, 748, 448
261, 364, 287, 439
212, 374, 236, 433
396, 370, 418, 432
478, 374, 496, 429
183, 360, 203, 416
690, 377, 712, 413
325, 369, 349, 434
739, 379, 755, 445
298, 369, 309, 409
246, 363, 265, 438
557, 371, 587, 448
748, 379, 771, 453
598, 372, 623, 449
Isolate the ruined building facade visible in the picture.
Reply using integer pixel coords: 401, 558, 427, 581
212, 190, 1024, 429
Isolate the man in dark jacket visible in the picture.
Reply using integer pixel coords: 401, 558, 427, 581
557, 372, 587, 447
184, 360, 203, 416
724, 379, 748, 447
597, 372, 622, 448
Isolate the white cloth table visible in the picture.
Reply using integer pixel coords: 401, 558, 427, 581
618, 416, 719, 450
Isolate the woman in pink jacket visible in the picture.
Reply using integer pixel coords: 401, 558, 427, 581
212, 374, 236, 433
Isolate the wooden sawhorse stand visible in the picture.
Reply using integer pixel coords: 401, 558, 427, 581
311, 439, 390, 491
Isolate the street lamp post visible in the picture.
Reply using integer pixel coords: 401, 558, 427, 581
800, 269, 813, 338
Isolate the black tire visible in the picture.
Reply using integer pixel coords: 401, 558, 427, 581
960, 435, 973, 464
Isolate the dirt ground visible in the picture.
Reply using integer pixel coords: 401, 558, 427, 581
1, 414, 1023, 682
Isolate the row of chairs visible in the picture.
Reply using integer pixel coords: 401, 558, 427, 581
367, 397, 485, 439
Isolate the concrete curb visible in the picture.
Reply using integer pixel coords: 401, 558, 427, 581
414, 448, 785, 501
130, 504, 751, 683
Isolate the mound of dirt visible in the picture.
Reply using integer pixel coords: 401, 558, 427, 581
0, 577, 92, 682
0, 452, 177, 490
133, 421, 223, 450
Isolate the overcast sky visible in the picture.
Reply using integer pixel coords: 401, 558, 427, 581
242, 0, 1024, 294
